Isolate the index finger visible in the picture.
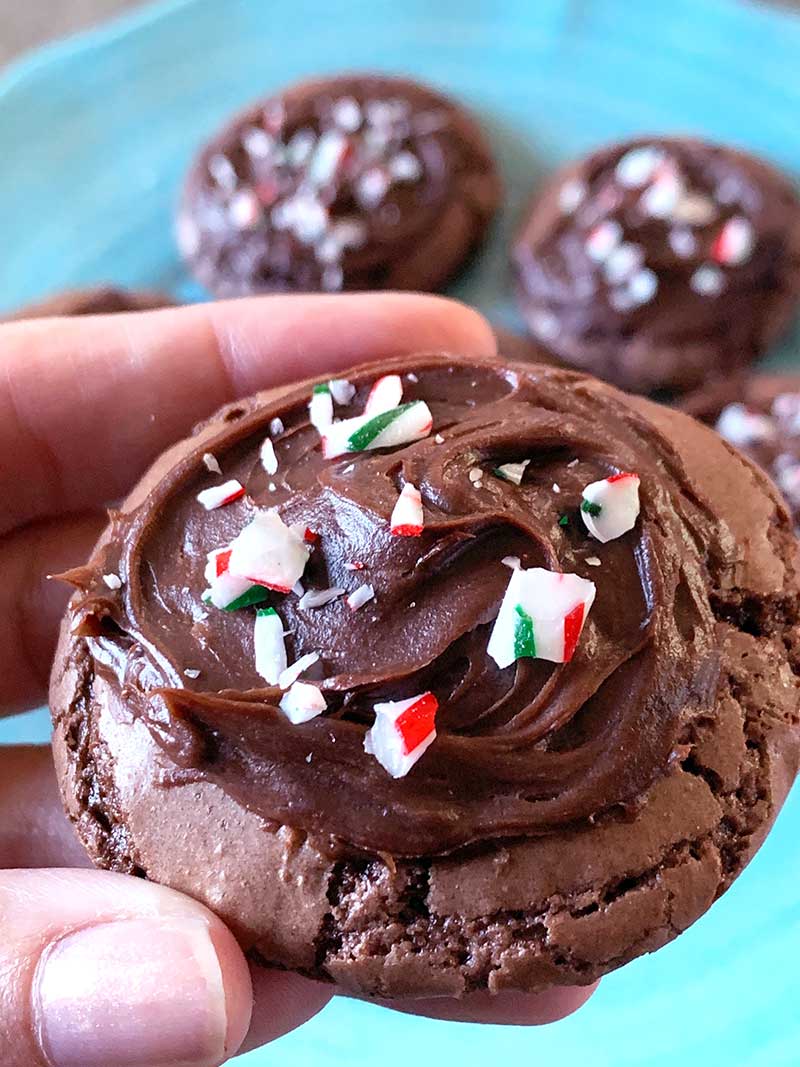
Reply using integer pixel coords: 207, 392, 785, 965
0, 293, 495, 536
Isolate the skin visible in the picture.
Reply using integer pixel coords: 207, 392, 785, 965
0, 294, 595, 1066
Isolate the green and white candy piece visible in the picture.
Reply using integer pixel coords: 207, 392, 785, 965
321, 400, 433, 459
309, 383, 334, 431
202, 547, 265, 611
254, 607, 287, 685
580, 472, 641, 543
494, 459, 530, 485
487, 567, 596, 668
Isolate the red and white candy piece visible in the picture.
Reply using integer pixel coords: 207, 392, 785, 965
390, 482, 424, 536
279, 681, 327, 724
580, 472, 641, 543
227, 510, 310, 593
364, 374, 403, 417
321, 400, 433, 459
487, 568, 596, 668
196, 479, 245, 511
614, 145, 665, 187
203, 546, 253, 609
364, 692, 439, 778
711, 216, 754, 266
254, 607, 287, 685
309, 384, 334, 431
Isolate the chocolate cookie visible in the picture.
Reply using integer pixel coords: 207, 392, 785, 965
3, 286, 175, 321
177, 75, 500, 296
50, 355, 800, 999
698, 374, 800, 530
492, 326, 563, 367
513, 137, 800, 394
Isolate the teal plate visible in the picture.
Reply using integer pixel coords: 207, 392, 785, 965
1, 1, 799, 1064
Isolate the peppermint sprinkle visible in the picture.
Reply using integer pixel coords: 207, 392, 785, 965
229, 189, 261, 229
278, 652, 320, 690
308, 129, 350, 186
502, 555, 522, 570
196, 479, 246, 510
567, 458, 580, 468
716, 403, 776, 447
347, 584, 375, 611
390, 482, 424, 536
321, 400, 433, 459
331, 96, 362, 132
298, 587, 345, 610
260, 438, 278, 475
603, 243, 643, 285
270, 417, 285, 437
364, 374, 403, 417
469, 467, 483, 484
356, 167, 391, 208
389, 150, 423, 182
434, 434, 445, 445
184, 668, 201, 679
329, 378, 356, 405
406, 372, 419, 383
615, 145, 664, 188
639, 166, 682, 218
586, 220, 623, 263
268, 482, 277, 492
254, 608, 287, 685
344, 561, 365, 571
581, 472, 641, 543
672, 193, 717, 227
495, 459, 530, 485
102, 573, 122, 590
202, 452, 222, 475
711, 216, 755, 266
552, 483, 561, 493
321, 266, 344, 292
690, 264, 725, 297
364, 692, 439, 778
208, 153, 237, 190
558, 178, 588, 214
585, 556, 602, 567
309, 383, 334, 431
279, 681, 327, 724
668, 228, 697, 258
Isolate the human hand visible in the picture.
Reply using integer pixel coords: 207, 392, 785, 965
0, 293, 595, 1066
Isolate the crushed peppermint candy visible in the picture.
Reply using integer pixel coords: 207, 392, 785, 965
558, 178, 588, 214
615, 145, 665, 188
502, 555, 522, 570
278, 651, 320, 690
585, 556, 602, 567
672, 193, 717, 226
364, 692, 439, 778
321, 399, 433, 459
668, 227, 697, 258
269, 416, 285, 437
468, 467, 483, 484
690, 264, 725, 297
344, 560, 366, 571
552, 482, 561, 493
298, 586, 345, 610
309, 383, 334, 431
581, 472, 641, 543
494, 459, 530, 485
390, 482, 424, 536
227, 510, 309, 593
716, 403, 776, 447
279, 681, 327, 724
202, 452, 222, 474
184, 668, 201, 679
586, 220, 622, 262
488, 567, 596, 668
102, 573, 122, 590
406, 372, 419, 383
434, 433, 445, 445
329, 378, 356, 405
260, 437, 278, 475
603, 242, 644, 285
347, 584, 375, 611
196, 479, 246, 510
711, 216, 754, 266
203, 546, 270, 611
364, 374, 403, 417
254, 607, 287, 685
331, 96, 362, 132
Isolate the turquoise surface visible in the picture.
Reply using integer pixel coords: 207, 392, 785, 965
1, 1, 799, 1063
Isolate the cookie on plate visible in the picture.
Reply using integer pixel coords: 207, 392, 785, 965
177, 74, 500, 296
2, 286, 175, 321
513, 137, 800, 394
51, 354, 800, 999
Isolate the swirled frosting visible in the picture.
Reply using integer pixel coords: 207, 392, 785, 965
67, 356, 722, 856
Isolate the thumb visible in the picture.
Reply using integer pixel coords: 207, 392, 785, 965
0, 868, 252, 1067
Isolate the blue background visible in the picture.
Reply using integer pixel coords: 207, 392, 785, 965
1, 0, 799, 1063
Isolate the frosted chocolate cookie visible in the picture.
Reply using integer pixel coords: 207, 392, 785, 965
178, 74, 500, 296
513, 138, 800, 394
51, 354, 800, 998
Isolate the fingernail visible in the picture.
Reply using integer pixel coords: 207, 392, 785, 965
34, 917, 230, 1067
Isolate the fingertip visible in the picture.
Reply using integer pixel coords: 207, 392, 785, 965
240, 967, 333, 1052
206, 922, 254, 1060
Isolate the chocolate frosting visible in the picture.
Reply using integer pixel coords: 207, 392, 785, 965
178, 74, 500, 296
65, 356, 724, 857
513, 137, 800, 394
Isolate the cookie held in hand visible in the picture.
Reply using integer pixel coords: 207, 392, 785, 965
51, 355, 800, 998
